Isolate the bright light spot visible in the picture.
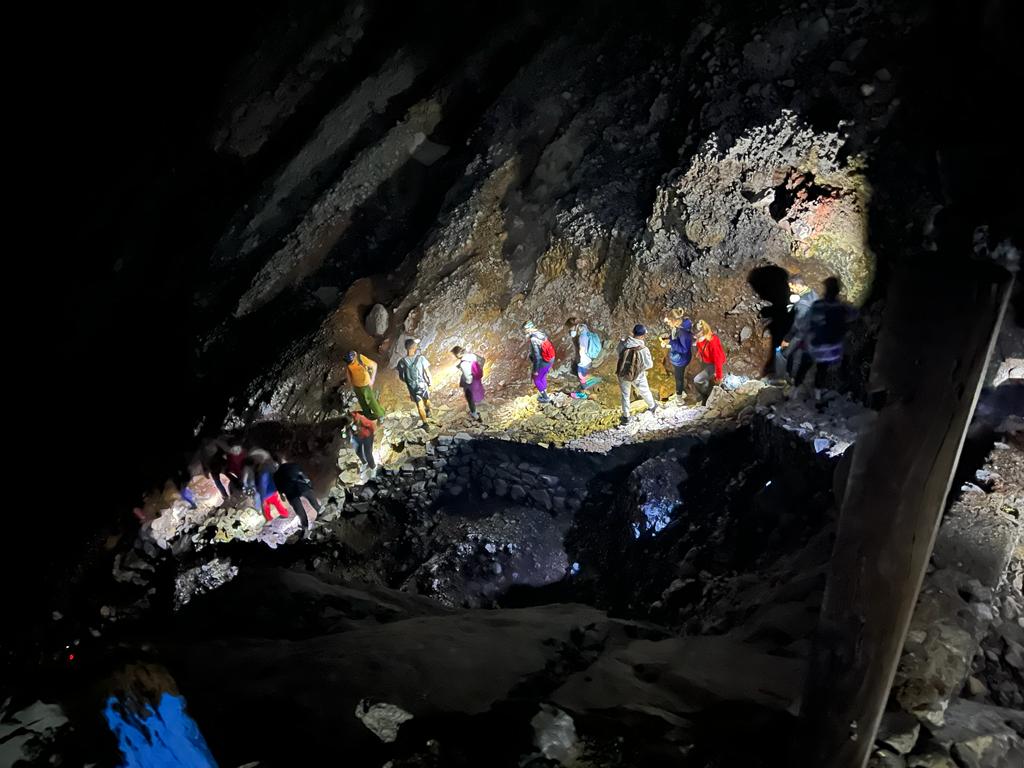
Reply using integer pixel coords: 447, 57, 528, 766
765, 480, 773, 487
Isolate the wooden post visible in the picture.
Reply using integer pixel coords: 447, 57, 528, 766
797, 258, 1013, 767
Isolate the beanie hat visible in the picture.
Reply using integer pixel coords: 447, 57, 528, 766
633, 324, 647, 336
522, 321, 536, 332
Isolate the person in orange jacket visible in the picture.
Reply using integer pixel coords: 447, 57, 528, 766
344, 351, 386, 420
693, 320, 727, 404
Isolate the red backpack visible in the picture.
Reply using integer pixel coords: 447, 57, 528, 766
540, 337, 556, 362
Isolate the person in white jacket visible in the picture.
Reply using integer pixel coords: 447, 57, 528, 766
615, 324, 658, 424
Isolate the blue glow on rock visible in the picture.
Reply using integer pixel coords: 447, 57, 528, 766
103, 692, 218, 767
633, 498, 675, 538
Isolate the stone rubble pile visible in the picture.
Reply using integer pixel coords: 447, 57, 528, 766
875, 437, 1024, 767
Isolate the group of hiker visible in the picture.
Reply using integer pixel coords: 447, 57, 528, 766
153, 275, 854, 537
337, 274, 856, 438
164, 439, 321, 538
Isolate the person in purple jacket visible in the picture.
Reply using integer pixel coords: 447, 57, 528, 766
451, 346, 485, 422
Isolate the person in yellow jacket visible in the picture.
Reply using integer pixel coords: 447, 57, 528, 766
344, 350, 386, 420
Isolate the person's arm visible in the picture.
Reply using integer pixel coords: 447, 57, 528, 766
529, 338, 540, 371
643, 346, 654, 371
422, 357, 432, 385
362, 356, 377, 385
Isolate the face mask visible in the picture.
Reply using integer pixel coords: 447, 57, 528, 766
570, 329, 577, 338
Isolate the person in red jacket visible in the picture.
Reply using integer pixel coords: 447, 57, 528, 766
693, 320, 726, 404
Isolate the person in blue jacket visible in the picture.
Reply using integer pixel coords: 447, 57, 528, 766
664, 314, 693, 404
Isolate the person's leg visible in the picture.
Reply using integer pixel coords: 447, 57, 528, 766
693, 365, 713, 402
577, 364, 590, 389
300, 488, 321, 514
534, 365, 551, 396
287, 493, 309, 532
618, 377, 632, 419
673, 364, 685, 396
211, 472, 230, 500
814, 360, 832, 400
363, 387, 386, 420
635, 373, 656, 411
424, 397, 432, 418
261, 497, 274, 521
692, 369, 705, 400
270, 492, 289, 518
415, 398, 428, 423
353, 385, 372, 414
357, 436, 377, 468
793, 353, 814, 387
784, 345, 798, 379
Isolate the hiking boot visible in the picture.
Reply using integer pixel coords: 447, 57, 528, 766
472, 412, 482, 422
675, 393, 686, 405
620, 415, 632, 425
648, 403, 659, 417
538, 394, 552, 404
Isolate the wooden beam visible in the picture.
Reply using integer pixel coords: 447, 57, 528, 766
797, 258, 1013, 767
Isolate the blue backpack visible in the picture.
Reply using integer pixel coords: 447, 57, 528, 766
584, 329, 603, 360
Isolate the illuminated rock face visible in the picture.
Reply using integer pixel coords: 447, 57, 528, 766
251, 110, 873, 424
200, 2, 905, 428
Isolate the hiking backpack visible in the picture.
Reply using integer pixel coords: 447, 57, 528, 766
616, 345, 642, 381
540, 337, 556, 363
471, 353, 485, 379
585, 330, 602, 360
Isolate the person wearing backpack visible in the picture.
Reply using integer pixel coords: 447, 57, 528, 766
396, 338, 433, 427
665, 314, 693, 404
616, 324, 657, 424
693, 320, 727, 404
523, 321, 556, 404
345, 350, 386, 420
451, 346, 485, 421
566, 318, 602, 396
777, 274, 819, 381
792, 276, 858, 402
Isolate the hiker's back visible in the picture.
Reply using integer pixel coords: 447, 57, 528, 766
811, 300, 849, 345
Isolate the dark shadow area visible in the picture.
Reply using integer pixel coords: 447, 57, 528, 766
748, 264, 792, 372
